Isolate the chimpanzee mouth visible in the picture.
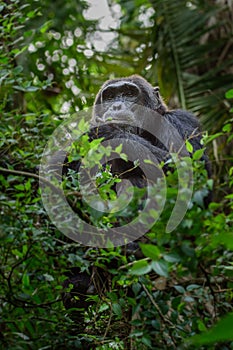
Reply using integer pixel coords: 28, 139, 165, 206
103, 110, 135, 123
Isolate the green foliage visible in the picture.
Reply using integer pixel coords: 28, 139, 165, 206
188, 313, 233, 346
116, 0, 233, 131
0, 0, 233, 349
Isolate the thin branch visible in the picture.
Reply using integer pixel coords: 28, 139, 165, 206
0, 166, 64, 195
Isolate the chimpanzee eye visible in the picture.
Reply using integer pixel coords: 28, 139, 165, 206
126, 90, 136, 98
102, 87, 116, 101
121, 84, 140, 100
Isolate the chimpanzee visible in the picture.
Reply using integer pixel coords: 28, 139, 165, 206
89, 75, 211, 184
62, 75, 211, 335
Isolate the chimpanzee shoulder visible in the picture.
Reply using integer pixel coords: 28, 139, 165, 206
165, 109, 201, 134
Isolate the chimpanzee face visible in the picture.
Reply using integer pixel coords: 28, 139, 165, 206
94, 80, 142, 123
92, 75, 167, 127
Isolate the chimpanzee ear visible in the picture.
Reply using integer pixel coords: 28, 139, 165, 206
153, 86, 167, 114
153, 86, 160, 99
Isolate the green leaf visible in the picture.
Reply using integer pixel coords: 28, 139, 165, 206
142, 336, 152, 347
185, 140, 193, 153
229, 167, 233, 176
22, 274, 30, 288
130, 260, 152, 275
14, 184, 25, 191
25, 180, 31, 191
99, 303, 109, 312
112, 303, 122, 317
163, 253, 180, 263
193, 148, 205, 160
151, 260, 169, 277
14, 85, 39, 92
12, 249, 23, 258
132, 283, 141, 296
13, 65, 23, 74
174, 285, 185, 294
43, 273, 54, 282
222, 123, 232, 133
78, 118, 89, 133
140, 243, 160, 260
186, 284, 201, 291
120, 153, 128, 162
90, 138, 102, 149
197, 319, 207, 332
188, 313, 233, 345
27, 11, 36, 18
39, 20, 52, 33
115, 144, 122, 153
225, 89, 233, 99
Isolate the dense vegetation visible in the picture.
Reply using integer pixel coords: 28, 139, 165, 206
0, 0, 233, 349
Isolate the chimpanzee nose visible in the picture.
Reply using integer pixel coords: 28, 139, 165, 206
111, 102, 123, 111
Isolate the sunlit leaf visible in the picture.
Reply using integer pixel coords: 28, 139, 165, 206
130, 260, 152, 275
188, 313, 233, 345
140, 243, 160, 260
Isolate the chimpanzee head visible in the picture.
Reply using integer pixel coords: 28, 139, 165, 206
92, 75, 167, 126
